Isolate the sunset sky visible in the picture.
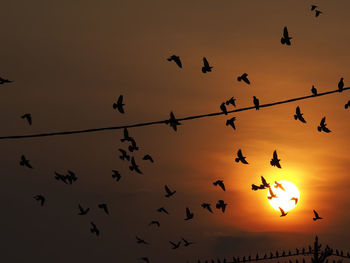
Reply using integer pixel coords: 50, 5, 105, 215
0, 0, 350, 262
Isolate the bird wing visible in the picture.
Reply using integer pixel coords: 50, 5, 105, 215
279, 207, 285, 214
219, 181, 225, 191
313, 210, 319, 217
261, 176, 267, 186
273, 150, 278, 160
117, 95, 123, 105
186, 207, 190, 216
175, 57, 182, 68
164, 185, 171, 194
237, 149, 243, 158
296, 106, 301, 115
299, 115, 306, 123
320, 117, 326, 126
123, 128, 129, 138
283, 27, 289, 38
323, 126, 331, 133
203, 57, 209, 67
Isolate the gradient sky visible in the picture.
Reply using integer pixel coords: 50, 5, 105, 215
0, 0, 350, 262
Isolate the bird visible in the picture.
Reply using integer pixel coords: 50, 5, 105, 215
261, 176, 270, 188
226, 117, 236, 130
281, 26, 292, 46
21, 113, 32, 125
128, 138, 139, 152
313, 210, 323, 221
166, 111, 181, 131
213, 180, 225, 191
129, 157, 143, 174
54, 172, 68, 184
274, 181, 286, 191
118, 149, 130, 161
184, 207, 194, 220
270, 150, 281, 168
139, 257, 150, 263
315, 10, 322, 17
120, 128, 133, 142
167, 55, 182, 68
98, 203, 109, 215
237, 73, 250, 85
20, 155, 33, 169
90, 222, 100, 236
201, 203, 213, 213
345, 100, 350, 109
169, 241, 181, 249
34, 195, 45, 206
294, 106, 306, 123
143, 154, 154, 163
112, 95, 125, 114
253, 96, 260, 110
226, 97, 236, 107
149, 220, 160, 227
112, 170, 121, 181
267, 187, 277, 200
181, 237, 195, 247
251, 184, 266, 191
216, 200, 227, 213
290, 197, 298, 205
235, 149, 248, 164
317, 117, 331, 133
220, 102, 228, 115
66, 170, 78, 184
311, 5, 318, 11
0, 77, 12, 84
157, 207, 169, 214
201, 57, 213, 73
311, 85, 317, 96
279, 207, 287, 217
78, 204, 90, 215
136, 236, 149, 245
164, 185, 176, 197
338, 77, 344, 92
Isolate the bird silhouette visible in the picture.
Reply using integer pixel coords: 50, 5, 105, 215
279, 207, 287, 217
143, 154, 154, 163
170, 241, 181, 249
253, 96, 260, 110
20, 155, 33, 169
128, 138, 139, 152
139, 257, 150, 263
345, 100, 350, 109
121, 128, 133, 142
78, 204, 90, 215
311, 5, 318, 11
21, 113, 32, 125
311, 85, 317, 96
54, 172, 68, 184
184, 207, 194, 220
66, 170, 78, 184
338, 77, 344, 92
226, 97, 236, 107
119, 149, 130, 161
235, 149, 248, 164
261, 176, 270, 188
201, 203, 213, 213
290, 197, 298, 205
315, 10, 322, 17
112, 95, 125, 114
112, 170, 121, 181
281, 26, 292, 45
313, 210, 323, 221
98, 203, 109, 215
216, 200, 227, 213
90, 222, 100, 236
267, 187, 277, 200
202, 57, 213, 73
34, 195, 45, 206
149, 220, 160, 227
157, 207, 169, 214
251, 184, 266, 191
136, 236, 149, 245
166, 111, 181, 131
0, 77, 12, 84
237, 73, 250, 85
274, 181, 286, 191
317, 117, 331, 133
167, 55, 182, 68
129, 157, 143, 174
226, 117, 236, 130
294, 106, 306, 123
164, 185, 176, 197
181, 237, 195, 246
270, 150, 281, 168
220, 102, 228, 115
213, 180, 225, 191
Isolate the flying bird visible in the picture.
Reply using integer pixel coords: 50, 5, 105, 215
129, 157, 143, 174
167, 55, 182, 68
0, 77, 12, 84
220, 102, 228, 115
279, 207, 288, 217
235, 149, 248, 164
251, 184, 266, 191
90, 222, 100, 236
294, 106, 306, 123
139, 257, 150, 263
274, 181, 286, 191
66, 170, 78, 184
128, 138, 139, 152
315, 10, 322, 17
267, 187, 277, 200
226, 97, 236, 107
136, 236, 149, 245
120, 128, 133, 142
34, 195, 45, 206
310, 5, 318, 11
181, 237, 195, 247
184, 207, 194, 220
54, 172, 68, 184
201, 203, 213, 213
338, 77, 344, 92
281, 26, 292, 46
317, 117, 331, 133
237, 73, 250, 85
119, 149, 130, 161
112, 95, 125, 114
313, 210, 323, 221
157, 207, 169, 215
21, 113, 32, 125
226, 117, 236, 130
311, 85, 317, 96
166, 111, 181, 131
213, 180, 225, 191
261, 176, 270, 188
20, 155, 33, 169
149, 221, 160, 227
112, 170, 121, 181
98, 203, 109, 215
270, 150, 282, 168
78, 204, 90, 215
201, 57, 213, 73
143, 154, 154, 163
290, 197, 298, 205
253, 96, 260, 110
169, 241, 181, 249
345, 100, 350, 109
216, 200, 227, 213
164, 185, 176, 198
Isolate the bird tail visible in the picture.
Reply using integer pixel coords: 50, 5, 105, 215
317, 126, 321, 132
235, 158, 239, 163
294, 114, 297, 120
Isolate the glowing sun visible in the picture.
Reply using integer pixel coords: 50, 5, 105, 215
267, 180, 300, 213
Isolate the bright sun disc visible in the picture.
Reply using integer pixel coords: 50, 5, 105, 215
267, 180, 300, 212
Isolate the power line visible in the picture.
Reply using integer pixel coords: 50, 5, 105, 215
0, 87, 349, 140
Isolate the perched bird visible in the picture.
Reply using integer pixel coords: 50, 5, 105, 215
21, 113, 32, 125
54, 172, 68, 184
313, 210, 323, 221
164, 185, 176, 198
20, 155, 33, 169
345, 100, 350, 109
226, 117, 236, 130
338, 77, 344, 92
78, 204, 90, 215
136, 236, 149, 245
201, 57, 213, 73
184, 207, 194, 220
315, 10, 322, 17
253, 96, 260, 110
235, 149, 248, 164
149, 221, 160, 227
226, 97, 236, 107
90, 222, 100, 236
213, 180, 225, 191
261, 176, 270, 188
251, 184, 266, 191
274, 181, 286, 191
201, 203, 213, 213
290, 197, 298, 205
166, 111, 181, 131
237, 73, 250, 85
98, 203, 109, 215
279, 207, 287, 217
121, 128, 133, 142
112, 95, 125, 114
0, 77, 12, 84
267, 187, 277, 200
294, 106, 306, 123
129, 157, 143, 174
34, 195, 45, 206
220, 102, 228, 115
139, 257, 150, 263
119, 149, 130, 161
182, 237, 195, 247
311, 5, 318, 11
317, 117, 331, 133
128, 138, 139, 152
216, 200, 227, 213
143, 154, 154, 163
157, 207, 169, 215
112, 170, 121, 181
169, 241, 181, 249
167, 55, 182, 68
311, 85, 317, 96
270, 150, 282, 168
281, 26, 292, 46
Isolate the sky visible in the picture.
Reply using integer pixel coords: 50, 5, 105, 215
0, 0, 350, 262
